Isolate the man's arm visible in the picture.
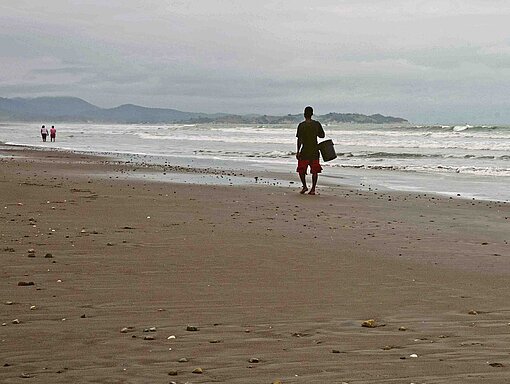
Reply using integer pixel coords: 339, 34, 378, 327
318, 122, 325, 138
296, 138, 302, 159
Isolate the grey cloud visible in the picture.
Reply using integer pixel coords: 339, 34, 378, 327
2, 1, 510, 122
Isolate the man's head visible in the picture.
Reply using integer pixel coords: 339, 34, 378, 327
304, 106, 313, 119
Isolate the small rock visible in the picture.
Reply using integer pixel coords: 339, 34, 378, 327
361, 319, 379, 328
80, 314, 86, 318
178, 358, 188, 363
57, 279, 63, 283
186, 325, 199, 332
209, 339, 222, 343
20, 373, 31, 378
168, 369, 178, 376
409, 353, 418, 358
143, 336, 154, 340
1, 323, 6, 326
248, 357, 259, 363
107, 242, 113, 246
489, 362, 504, 367
30, 305, 36, 310
332, 349, 341, 353
149, 327, 156, 332
398, 326, 407, 331
12, 319, 20, 324
468, 310, 478, 315
17, 282, 34, 287
5, 301, 14, 305
192, 367, 203, 374
167, 335, 176, 339
44, 253, 53, 258
27, 248, 35, 254
120, 327, 135, 333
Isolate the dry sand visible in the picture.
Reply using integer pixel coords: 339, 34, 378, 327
1, 147, 509, 383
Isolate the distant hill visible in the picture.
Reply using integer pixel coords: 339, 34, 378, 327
0, 96, 408, 124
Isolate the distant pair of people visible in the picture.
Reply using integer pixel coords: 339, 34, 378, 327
41, 125, 56, 142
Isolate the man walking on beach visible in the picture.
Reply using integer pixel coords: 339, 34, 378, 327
296, 106, 325, 195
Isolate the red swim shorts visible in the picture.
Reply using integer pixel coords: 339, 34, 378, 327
297, 159, 322, 174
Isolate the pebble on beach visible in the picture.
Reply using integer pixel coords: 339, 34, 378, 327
17, 281, 34, 286
361, 319, 383, 328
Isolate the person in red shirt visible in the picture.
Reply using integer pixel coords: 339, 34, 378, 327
50, 125, 56, 142
296, 106, 325, 195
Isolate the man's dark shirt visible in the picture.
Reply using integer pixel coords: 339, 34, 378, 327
296, 120, 325, 160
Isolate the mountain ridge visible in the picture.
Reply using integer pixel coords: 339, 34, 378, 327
0, 96, 408, 124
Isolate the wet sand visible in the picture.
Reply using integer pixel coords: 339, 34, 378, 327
1, 147, 509, 383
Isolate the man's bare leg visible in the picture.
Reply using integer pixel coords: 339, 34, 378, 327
299, 173, 308, 194
309, 173, 318, 195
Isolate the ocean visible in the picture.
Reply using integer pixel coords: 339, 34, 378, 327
1, 122, 509, 202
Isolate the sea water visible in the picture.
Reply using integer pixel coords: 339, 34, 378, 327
0, 122, 508, 201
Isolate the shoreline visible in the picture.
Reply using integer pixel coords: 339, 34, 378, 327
2, 141, 509, 203
1, 145, 509, 383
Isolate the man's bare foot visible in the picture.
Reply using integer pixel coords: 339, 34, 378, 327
300, 186, 308, 194
308, 190, 316, 195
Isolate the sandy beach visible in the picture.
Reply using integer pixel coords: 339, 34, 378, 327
1, 146, 509, 383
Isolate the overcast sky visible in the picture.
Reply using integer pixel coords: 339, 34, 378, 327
2, 1, 510, 123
